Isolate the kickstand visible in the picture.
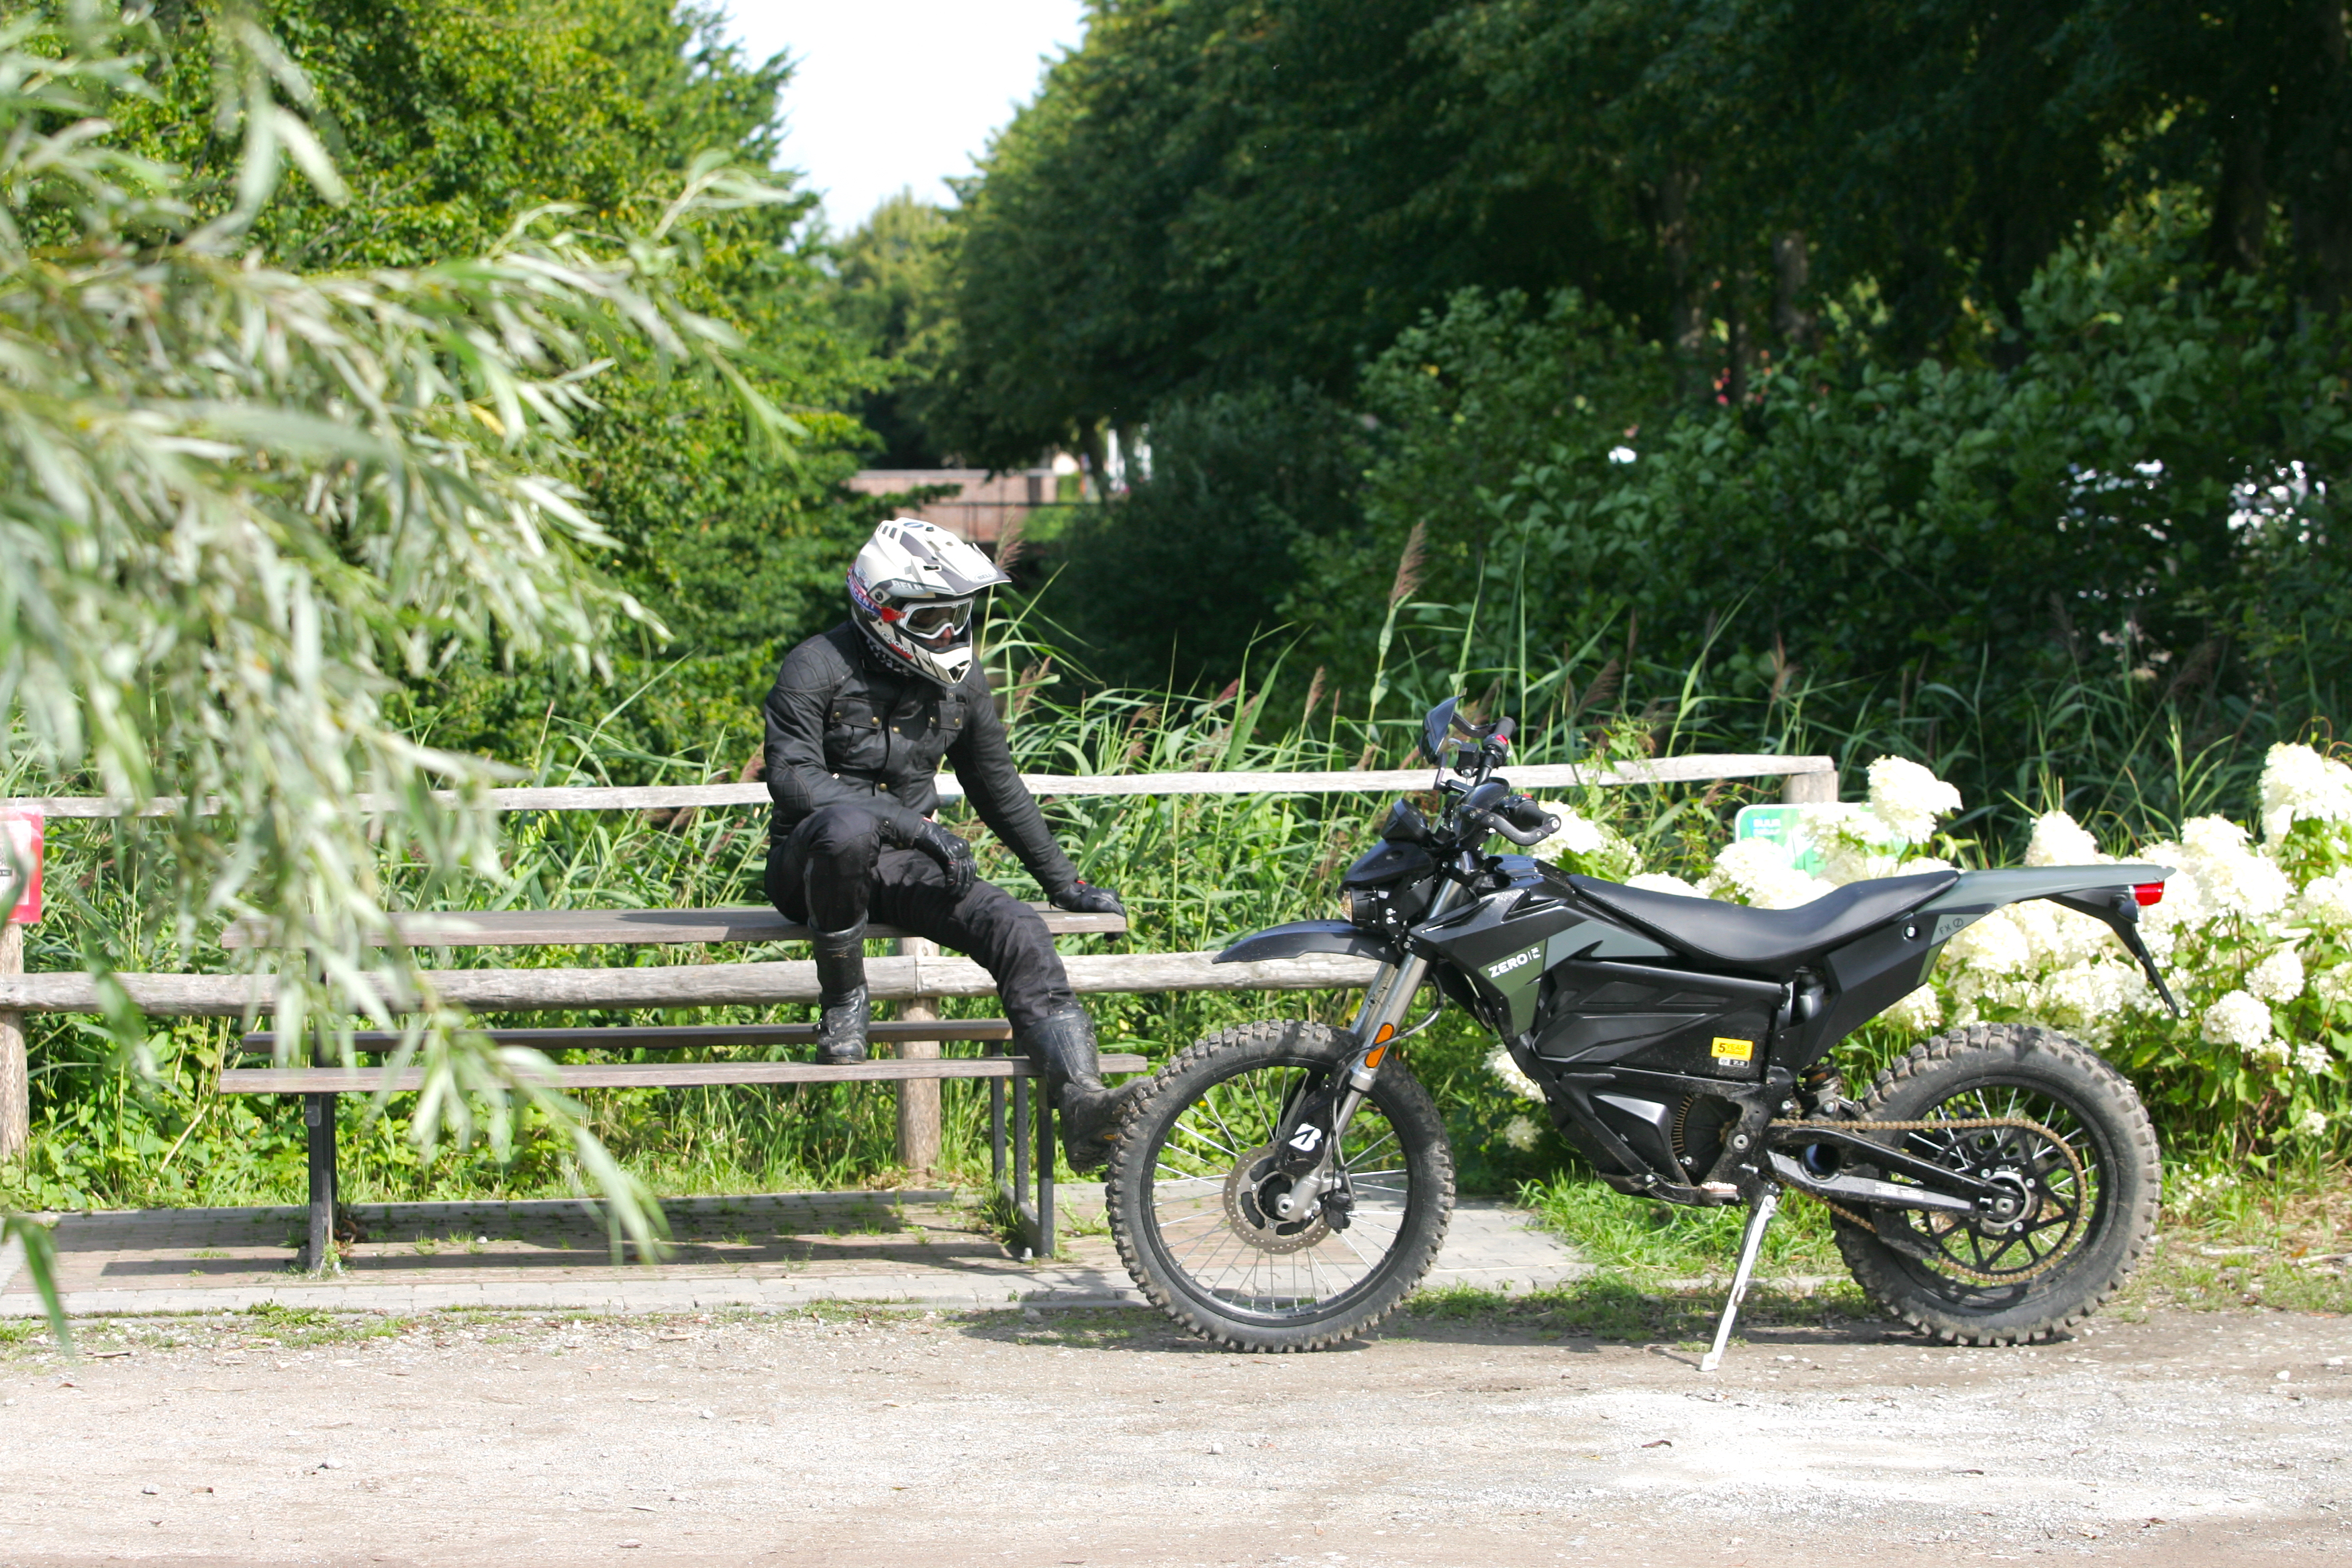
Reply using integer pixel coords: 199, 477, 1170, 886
1700, 1185, 1781, 1374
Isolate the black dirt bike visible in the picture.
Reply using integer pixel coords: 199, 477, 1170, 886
1105, 699, 2177, 1361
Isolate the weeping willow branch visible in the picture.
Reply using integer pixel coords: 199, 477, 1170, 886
0, 4, 805, 1270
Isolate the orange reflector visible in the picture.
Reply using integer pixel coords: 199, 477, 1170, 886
1373, 1024, 1396, 1044
1365, 1046, 1389, 1070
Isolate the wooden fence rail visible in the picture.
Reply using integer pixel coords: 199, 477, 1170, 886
0, 753, 1836, 818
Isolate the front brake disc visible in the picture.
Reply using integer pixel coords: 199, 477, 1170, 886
1222, 1144, 1331, 1255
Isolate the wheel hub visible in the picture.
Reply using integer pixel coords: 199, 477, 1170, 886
1222, 1144, 1330, 1254
1971, 1165, 2037, 1233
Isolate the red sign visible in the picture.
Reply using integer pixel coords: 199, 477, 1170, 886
1, 810, 40, 924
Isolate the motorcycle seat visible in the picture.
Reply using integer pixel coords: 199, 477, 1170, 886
1566, 869, 1960, 973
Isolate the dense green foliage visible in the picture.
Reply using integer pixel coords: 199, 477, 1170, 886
947, 0, 2352, 429
948, 0, 2352, 844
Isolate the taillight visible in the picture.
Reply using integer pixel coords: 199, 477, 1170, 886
2133, 882, 2164, 907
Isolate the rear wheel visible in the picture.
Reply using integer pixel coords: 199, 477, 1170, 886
1106, 1019, 1454, 1352
1833, 1022, 2160, 1345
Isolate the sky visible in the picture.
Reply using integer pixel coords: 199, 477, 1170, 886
721, 1, 1089, 233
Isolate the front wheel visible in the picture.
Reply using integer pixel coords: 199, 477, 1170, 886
1833, 1022, 2161, 1345
1106, 1019, 1455, 1351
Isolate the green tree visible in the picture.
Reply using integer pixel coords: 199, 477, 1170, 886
106, 1, 885, 664
830, 190, 955, 467
940, 0, 2352, 446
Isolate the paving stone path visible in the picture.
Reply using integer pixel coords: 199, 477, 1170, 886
0, 1192, 1587, 1316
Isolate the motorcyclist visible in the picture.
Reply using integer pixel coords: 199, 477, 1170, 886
760, 517, 1137, 1171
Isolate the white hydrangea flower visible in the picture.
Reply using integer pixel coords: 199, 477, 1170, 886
1816, 831, 1898, 887
1881, 985, 1942, 1033
2258, 742, 2352, 840
2007, 897, 2115, 970
1626, 871, 1700, 897
2316, 964, 2352, 1010
1700, 836, 1834, 910
2174, 816, 2292, 919
1865, 756, 1963, 843
1501, 1114, 1543, 1153
2294, 1042, 2334, 1075
2036, 961, 2141, 1036
1945, 908, 2032, 975
2202, 989, 2275, 1055
1530, 801, 1610, 858
2246, 945, 2307, 1003
2024, 811, 2108, 867
1796, 802, 1902, 886
2298, 872, 2352, 930
1487, 1046, 1544, 1102
2294, 1106, 2331, 1139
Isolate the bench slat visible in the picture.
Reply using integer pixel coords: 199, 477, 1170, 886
237, 1020, 1018, 1054
218, 904, 1124, 950
0, 950, 1381, 1016
217, 1053, 1150, 1094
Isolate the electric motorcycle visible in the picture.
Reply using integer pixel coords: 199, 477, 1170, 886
1104, 699, 2174, 1360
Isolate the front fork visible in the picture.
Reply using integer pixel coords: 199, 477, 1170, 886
1271, 885, 1455, 1222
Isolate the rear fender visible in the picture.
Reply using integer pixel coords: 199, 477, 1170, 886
1917, 863, 2179, 1013
1213, 920, 1402, 966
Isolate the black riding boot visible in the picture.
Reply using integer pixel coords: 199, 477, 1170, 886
1022, 1005, 1139, 1173
812, 923, 870, 1065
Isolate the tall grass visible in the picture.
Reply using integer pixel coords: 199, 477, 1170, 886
1, 595, 2310, 1216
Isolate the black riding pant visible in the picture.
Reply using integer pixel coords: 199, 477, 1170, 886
765, 803, 1077, 1034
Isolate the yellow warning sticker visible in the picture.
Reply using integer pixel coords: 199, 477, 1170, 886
1710, 1037, 1755, 1063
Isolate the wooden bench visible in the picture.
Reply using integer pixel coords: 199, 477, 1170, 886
213, 904, 1134, 1271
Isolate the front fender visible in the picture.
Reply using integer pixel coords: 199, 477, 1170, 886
1213, 920, 1401, 965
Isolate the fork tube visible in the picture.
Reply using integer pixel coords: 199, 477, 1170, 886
1346, 877, 1463, 1047
1346, 953, 1431, 1047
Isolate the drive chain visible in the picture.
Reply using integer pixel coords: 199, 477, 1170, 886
1767, 1117, 2088, 1285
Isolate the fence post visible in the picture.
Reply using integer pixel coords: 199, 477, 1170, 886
1781, 766, 1839, 805
894, 936, 943, 1177
0, 921, 23, 1161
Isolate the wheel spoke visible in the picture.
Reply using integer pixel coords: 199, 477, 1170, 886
1877, 1075, 2113, 1283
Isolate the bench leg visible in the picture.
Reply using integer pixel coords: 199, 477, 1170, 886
1035, 1084, 1055, 1261
1009, 1075, 1030, 1255
989, 1075, 1006, 1190
303, 1092, 338, 1275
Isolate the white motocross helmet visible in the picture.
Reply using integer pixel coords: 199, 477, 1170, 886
846, 517, 1012, 687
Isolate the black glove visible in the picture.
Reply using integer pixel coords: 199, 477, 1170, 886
911, 820, 978, 899
1050, 880, 1126, 918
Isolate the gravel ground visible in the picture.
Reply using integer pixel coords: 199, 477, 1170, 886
0, 1303, 2345, 1567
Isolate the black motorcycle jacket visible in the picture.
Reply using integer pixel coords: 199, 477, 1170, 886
762, 622, 1079, 894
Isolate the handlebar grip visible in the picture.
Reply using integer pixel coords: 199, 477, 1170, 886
1477, 810, 1555, 848
1498, 793, 1551, 831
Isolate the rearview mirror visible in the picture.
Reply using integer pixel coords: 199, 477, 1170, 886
1422, 698, 1459, 768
